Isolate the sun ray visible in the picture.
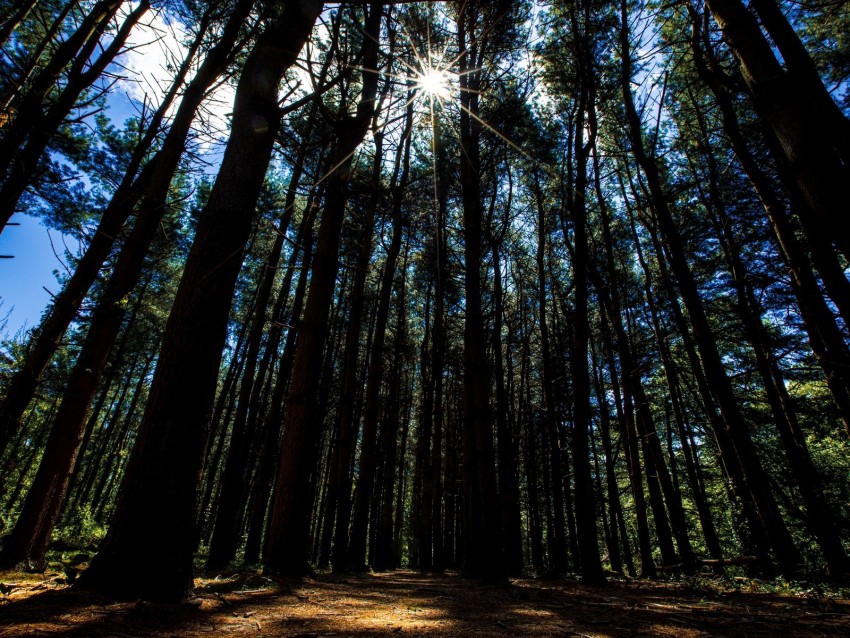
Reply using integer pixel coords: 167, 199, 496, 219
308, 145, 362, 190
345, 1, 546, 226
455, 67, 483, 77
456, 101, 534, 162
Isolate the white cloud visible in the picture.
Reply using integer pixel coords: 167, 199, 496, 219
113, 2, 237, 146
117, 3, 189, 106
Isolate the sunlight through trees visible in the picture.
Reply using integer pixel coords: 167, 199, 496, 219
0, 0, 849, 604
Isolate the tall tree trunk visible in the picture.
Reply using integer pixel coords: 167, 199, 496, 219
589, 335, 627, 575
206, 94, 322, 570
567, 5, 603, 581
0, 275, 150, 569
245, 223, 319, 565
264, 2, 383, 577
530, 177, 568, 575
518, 307, 545, 571
619, 0, 801, 579
330, 98, 391, 572
688, 105, 849, 579
373, 242, 410, 571
456, 2, 504, 579
244, 211, 318, 566
689, 10, 850, 435
348, 91, 413, 572
393, 379, 411, 564
0, 0, 245, 457
428, 112, 449, 574
704, 0, 850, 262
333, 167, 381, 571
491, 230, 523, 574
76, 1, 324, 601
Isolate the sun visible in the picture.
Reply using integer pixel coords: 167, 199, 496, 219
416, 67, 452, 100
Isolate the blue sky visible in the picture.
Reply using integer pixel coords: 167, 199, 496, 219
0, 213, 73, 338
0, 5, 198, 339
0, 92, 139, 340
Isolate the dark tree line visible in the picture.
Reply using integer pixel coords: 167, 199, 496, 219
1, 0, 849, 602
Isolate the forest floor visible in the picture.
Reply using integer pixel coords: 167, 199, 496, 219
1, 568, 849, 637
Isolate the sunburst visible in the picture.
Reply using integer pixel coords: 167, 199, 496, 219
415, 66, 452, 100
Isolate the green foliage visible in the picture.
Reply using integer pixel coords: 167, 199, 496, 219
798, 0, 850, 111
51, 507, 107, 553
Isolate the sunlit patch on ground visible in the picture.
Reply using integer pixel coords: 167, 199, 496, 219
0, 570, 848, 637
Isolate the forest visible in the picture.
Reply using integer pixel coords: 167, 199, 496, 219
1, 0, 850, 633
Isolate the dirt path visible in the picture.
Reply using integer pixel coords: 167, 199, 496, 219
1, 569, 848, 637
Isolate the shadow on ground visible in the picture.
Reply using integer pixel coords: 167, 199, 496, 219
1, 569, 848, 637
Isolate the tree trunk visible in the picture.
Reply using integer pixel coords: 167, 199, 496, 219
689, 105, 849, 579
206, 94, 321, 570
244, 211, 318, 566
491, 237, 523, 575
76, 1, 323, 601
619, 0, 801, 579
599, 303, 655, 577
531, 177, 568, 574
0, 276, 150, 569
567, 9, 603, 580
348, 91, 413, 572
264, 2, 383, 577
589, 336, 627, 575
704, 0, 850, 262
373, 243, 410, 571
0, 0, 243, 457
689, 12, 850, 435
456, 2, 504, 580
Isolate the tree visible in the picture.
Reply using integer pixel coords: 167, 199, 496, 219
264, 2, 383, 578
0, 0, 846, 597
76, 0, 324, 601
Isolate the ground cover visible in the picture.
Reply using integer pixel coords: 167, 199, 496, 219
1, 569, 848, 637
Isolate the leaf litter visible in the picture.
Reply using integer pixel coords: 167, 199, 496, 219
0, 569, 848, 637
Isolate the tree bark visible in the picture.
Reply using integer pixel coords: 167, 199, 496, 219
264, 2, 383, 577
704, 0, 850, 262
0, 0, 241, 457
76, 1, 323, 601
